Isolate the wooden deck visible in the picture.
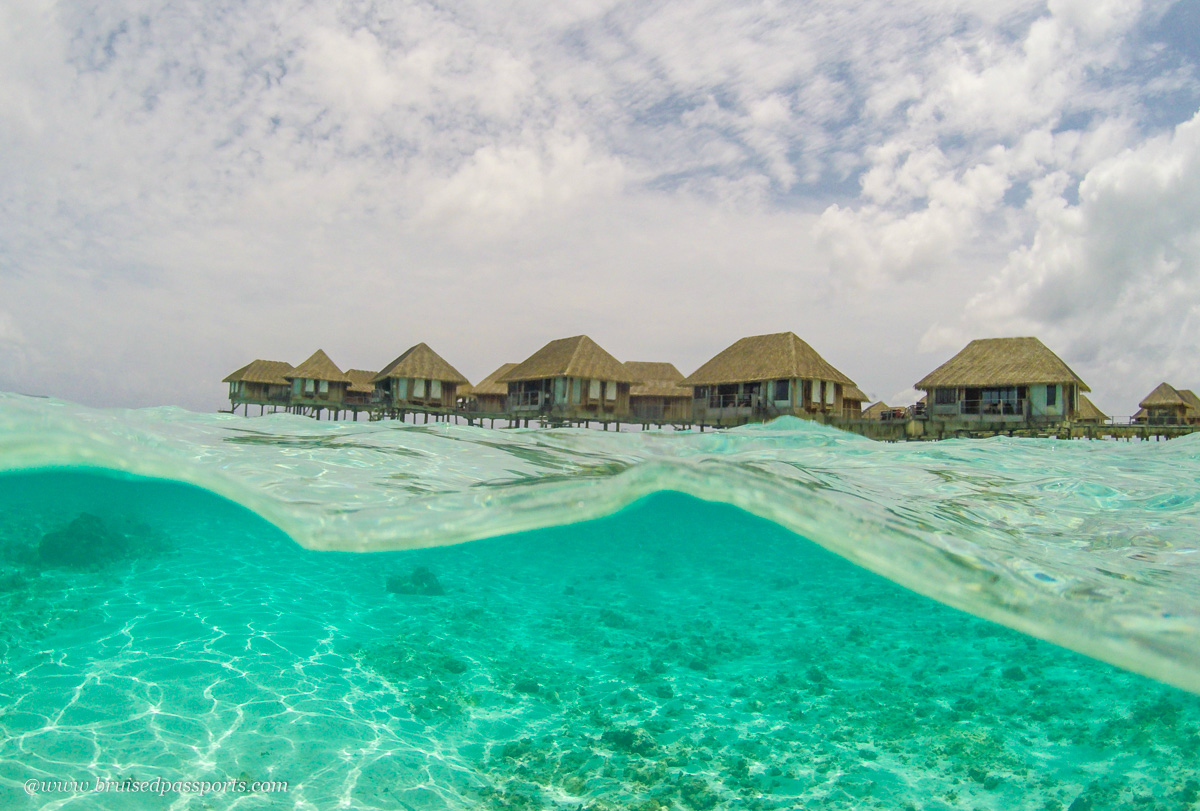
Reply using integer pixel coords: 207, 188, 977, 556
223, 399, 1200, 440
831, 418, 1200, 442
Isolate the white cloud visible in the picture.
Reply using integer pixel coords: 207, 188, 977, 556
1048, 0, 1143, 42
927, 108, 1200, 410
814, 150, 1013, 288
0, 0, 1195, 412
420, 130, 627, 232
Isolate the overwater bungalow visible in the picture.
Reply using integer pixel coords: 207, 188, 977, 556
863, 402, 910, 421
223, 359, 293, 415
625, 362, 693, 424
842, 384, 868, 419
498, 335, 634, 424
682, 332, 857, 426
464, 363, 518, 413
344, 370, 381, 408
915, 337, 1089, 424
1182, 390, 1200, 424
372, 343, 469, 410
1136, 383, 1200, 425
455, 382, 474, 409
1075, 395, 1108, 425
284, 350, 351, 417
863, 401, 889, 420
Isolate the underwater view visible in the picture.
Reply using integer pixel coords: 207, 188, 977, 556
1, 393, 1199, 809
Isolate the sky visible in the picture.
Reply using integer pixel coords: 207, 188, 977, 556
1, 0, 1197, 416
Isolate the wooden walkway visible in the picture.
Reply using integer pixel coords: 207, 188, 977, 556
223, 400, 1200, 441
832, 418, 1200, 442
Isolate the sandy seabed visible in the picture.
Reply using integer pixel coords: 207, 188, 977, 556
0, 474, 1197, 810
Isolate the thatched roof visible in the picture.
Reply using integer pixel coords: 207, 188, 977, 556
470, 363, 519, 396
1076, 395, 1107, 422
682, 332, 855, 386
915, 337, 1089, 391
223, 359, 293, 385
625, 362, 684, 383
373, 343, 469, 384
345, 369, 379, 394
630, 383, 694, 398
625, 361, 693, 398
842, 384, 869, 403
1178, 389, 1200, 416
286, 349, 350, 383
862, 401, 891, 419
499, 336, 634, 383
1138, 382, 1186, 409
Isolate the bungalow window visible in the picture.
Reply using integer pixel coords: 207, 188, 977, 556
742, 382, 761, 407
824, 382, 835, 405
715, 383, 737, 407
694, 386, 708, 400
589, 379, 601, 399
934, 388, 956, 405
318, 380, 328, 394
414, 379, 426, 398
1046, 385, 1056, 407
572, 378, 581, 403
980, 387, 1018, 415
431, 379, 442, 398
774, 379, 789, 401
304, 379, 315, 395
606, 381, 617, 400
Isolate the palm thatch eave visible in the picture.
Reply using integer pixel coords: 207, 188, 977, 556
285, 349, 350, 383
915, 337, 1089, 392
1138, 382, 1186, 409
499, 336, 634, 383
682, 332, 854, 387
223, 359, 293, 386
372, 343, 469, 385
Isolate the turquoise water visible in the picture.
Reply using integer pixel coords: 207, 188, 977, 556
1, 395, 1199, 808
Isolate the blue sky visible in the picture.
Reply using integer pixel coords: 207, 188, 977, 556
1, 0, 1197, 415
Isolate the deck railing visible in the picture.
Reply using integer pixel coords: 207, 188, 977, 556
343, 392, 383, 406
231, 392, 290, 404
695, 393, 758, 409
1115, 415, 1196, 426
508, 391, 544, 409
928, 398, 1026, 417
